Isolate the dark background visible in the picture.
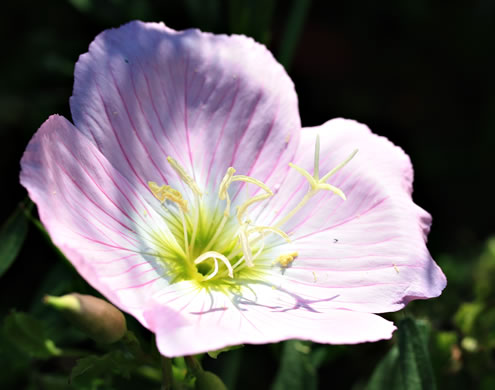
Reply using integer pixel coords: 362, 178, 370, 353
1, 1, 494, 389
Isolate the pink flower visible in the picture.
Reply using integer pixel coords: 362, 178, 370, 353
20, 21, 446, 357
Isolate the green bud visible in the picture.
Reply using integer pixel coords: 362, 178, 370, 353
195, 371, 228, 390
44, 293, 127, 343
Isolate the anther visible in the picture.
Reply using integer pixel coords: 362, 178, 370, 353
276, 252, 298, 267
167, 156, 203, 197
148, 182, 188, 212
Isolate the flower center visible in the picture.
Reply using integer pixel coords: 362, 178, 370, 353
148, 135, 357, 286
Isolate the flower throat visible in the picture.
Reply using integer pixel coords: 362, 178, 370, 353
148, 136, 357, 285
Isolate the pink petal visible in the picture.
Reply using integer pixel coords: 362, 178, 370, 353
70, 21, 300, 197
20, 115, 170, 322
144, 281, 396, 357
258, 118, 446, 313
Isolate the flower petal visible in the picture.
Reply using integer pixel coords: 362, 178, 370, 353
257, 118, 446, 313
70, 21, 300, 197
20, 115, 172, 323
144, 281, 396, 357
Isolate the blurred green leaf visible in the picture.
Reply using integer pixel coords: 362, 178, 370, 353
431, 331, 457, 371
184, 0, 221, 32
367, 345, 403, 390
70, 350, 135, 388
67, 0, 93, 13
228, 0, 277, 44
3, 311, 61, 359
474, 237, 495, 301
398, 318, 436, 390
454, 302, 484, 335
0, 204, 29, 278
270, 340, 319, 390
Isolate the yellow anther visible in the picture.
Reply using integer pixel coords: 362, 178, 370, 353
276, 252, 298, 267
148, 181, 188, 212
219, 167, 236, 200
167, 156, 203, 197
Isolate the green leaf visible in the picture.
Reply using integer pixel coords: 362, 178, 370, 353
270, 340, 318, 390
70, 350, 135, 387
367, 346, 403, 390
397, 318, 436, 390
3, 311, 62, 359
0, 204, 29, 278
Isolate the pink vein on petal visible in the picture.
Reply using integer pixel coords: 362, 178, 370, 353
232, 99, 280, 202
292, 197, 389, 241
205, 79, 240, 185
183, 56, 195, 177
229, 92, 262, 166
94, 79, 149, 192
108, 67, 168, 183
115, 276, 162, 291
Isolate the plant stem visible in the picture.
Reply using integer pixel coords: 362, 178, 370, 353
185, 355, 203, 376
161, 355, 173, 390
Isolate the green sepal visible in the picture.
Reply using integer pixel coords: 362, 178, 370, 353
207, 344, 244, 359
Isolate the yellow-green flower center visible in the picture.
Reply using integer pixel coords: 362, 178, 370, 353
148, 136, 357, 287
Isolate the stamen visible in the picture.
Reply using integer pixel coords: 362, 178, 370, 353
189, 197, 201, 255
231, 175, 272, 194
203, 167, 236, 252
238, 226, 254, 267
219, 167, 236, 200
231, 175, 273, 223
167, 156, 203, 197
179, 208, 189, 259
276, 251, 298, 267
231, 233, 266, 272
148, 182, 188, 212
194, 251, 234, 278
248, 226, 291, 243
236, 192, 272, 224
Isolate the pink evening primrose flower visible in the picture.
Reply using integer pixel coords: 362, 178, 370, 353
20, 21, 446, 357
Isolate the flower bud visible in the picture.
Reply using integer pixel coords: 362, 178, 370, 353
44, 293, 127, 343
